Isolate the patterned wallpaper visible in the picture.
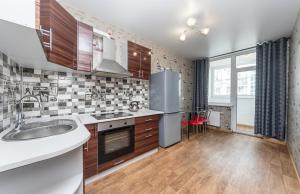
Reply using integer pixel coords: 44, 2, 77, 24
0, 51, 149, 132
288, 9, 300, 175
58, 1, 193, 112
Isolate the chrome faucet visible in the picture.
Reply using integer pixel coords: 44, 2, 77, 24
16, 94, 42, 128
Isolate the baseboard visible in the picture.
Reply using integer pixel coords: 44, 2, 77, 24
237, 124, 254, 128
208, 126, 232, 133
262, 137, 286, 145
85, 148, 158, 185
287, 145, 300, 184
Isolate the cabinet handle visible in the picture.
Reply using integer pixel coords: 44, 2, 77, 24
114, 160, 125, 166
145, 128, 153, 131
49, 28, 52, 51
138, 70, 141, 78
145, 119, 153, 122
94, 128, 97, 138
145, 134, 153, 138
142, 70, 144, 78
39, 26, 52, 51
84, 142, 89, 152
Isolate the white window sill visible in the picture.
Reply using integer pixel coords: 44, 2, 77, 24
208, 102, 233, 107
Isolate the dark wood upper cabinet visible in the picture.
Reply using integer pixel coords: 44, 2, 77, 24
39, 0, 77, 69
128, 41, 151, 80
77, 22, 93, 72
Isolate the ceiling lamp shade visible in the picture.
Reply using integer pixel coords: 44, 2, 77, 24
179, 32, 186, 41
187, 17, 197, 27
200, 27, 210, 35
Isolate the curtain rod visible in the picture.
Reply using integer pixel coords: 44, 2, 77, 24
209, 37, 291, 59
209, 46, 256, 59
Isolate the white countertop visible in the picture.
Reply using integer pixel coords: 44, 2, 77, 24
0, 109, 163, 172
0, 116, 90, 172
78, 109, 164, 125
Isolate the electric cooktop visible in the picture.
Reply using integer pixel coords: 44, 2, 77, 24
92, 112, 133, 120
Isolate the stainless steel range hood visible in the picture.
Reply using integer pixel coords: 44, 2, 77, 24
92, 31, 131, 78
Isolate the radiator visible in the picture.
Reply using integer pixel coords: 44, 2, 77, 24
209, 111, 221, 127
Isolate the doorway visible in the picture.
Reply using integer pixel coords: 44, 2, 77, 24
235, 52, 256, 134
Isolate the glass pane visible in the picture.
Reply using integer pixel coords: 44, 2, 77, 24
209, 58, 231, 98
237, 70, 256, 96
105, 130, 129, 154
236, 52, 256, 68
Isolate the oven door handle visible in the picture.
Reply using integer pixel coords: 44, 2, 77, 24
114, 160, 125, 166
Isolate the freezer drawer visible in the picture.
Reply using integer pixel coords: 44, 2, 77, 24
159, 113, 181, 147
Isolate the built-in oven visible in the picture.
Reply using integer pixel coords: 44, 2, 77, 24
97, 118, 135, 164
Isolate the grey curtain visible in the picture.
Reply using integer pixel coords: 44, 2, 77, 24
255, 38, 288, 140
192, 58, 209, 113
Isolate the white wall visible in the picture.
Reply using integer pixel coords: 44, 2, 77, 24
237, 97, 255, 126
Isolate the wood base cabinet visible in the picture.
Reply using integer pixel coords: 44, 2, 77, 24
84, 115, 160, 177
83, 124, 98, 179
134, 115, 160, 155
97, 115, 160, 173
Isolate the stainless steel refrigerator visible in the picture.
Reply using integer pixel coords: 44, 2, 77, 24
150, 70, 181, 147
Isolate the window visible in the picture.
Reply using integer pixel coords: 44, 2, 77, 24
208, 50, 256, 104
237, 70, 256, 96
236, 52, 256, 69
209, 58, 231, 103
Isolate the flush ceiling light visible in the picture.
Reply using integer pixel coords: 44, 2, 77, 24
179, 32, 186, 41
187, 17, 197, 27
200, 27, 210, 36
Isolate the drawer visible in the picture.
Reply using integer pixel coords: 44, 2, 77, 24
135, 130, 158, 142
98, 152, 135, 172
135, 142, 159, 156
135, 121, 158, 135
135, 134, 158, 149
135, 115, 160, 125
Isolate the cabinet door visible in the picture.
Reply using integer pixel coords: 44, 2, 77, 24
128, 41, 141, 79
77, 22, 93, 72
140, 47, 151, 80
83, 124, 98, 179
40, 0, 77, 69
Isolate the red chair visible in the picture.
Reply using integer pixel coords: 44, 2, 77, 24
181, 114, 190, 139
189, 115, 204, 135
198, 110, 211, 133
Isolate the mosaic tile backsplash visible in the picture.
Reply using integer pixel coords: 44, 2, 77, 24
0, 51, 149, 132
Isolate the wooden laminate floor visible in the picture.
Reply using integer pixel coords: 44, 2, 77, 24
86, 130, 300, 194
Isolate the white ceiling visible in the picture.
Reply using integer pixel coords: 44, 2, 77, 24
61, 0, 300, 59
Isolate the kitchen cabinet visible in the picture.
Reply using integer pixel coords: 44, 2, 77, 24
134, 115, 160, 155
77, 22, 93, 72
39, 0, 78, 69
128, 41, 151, 80
83, 124, 98, 179
97, 115, 160, 173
